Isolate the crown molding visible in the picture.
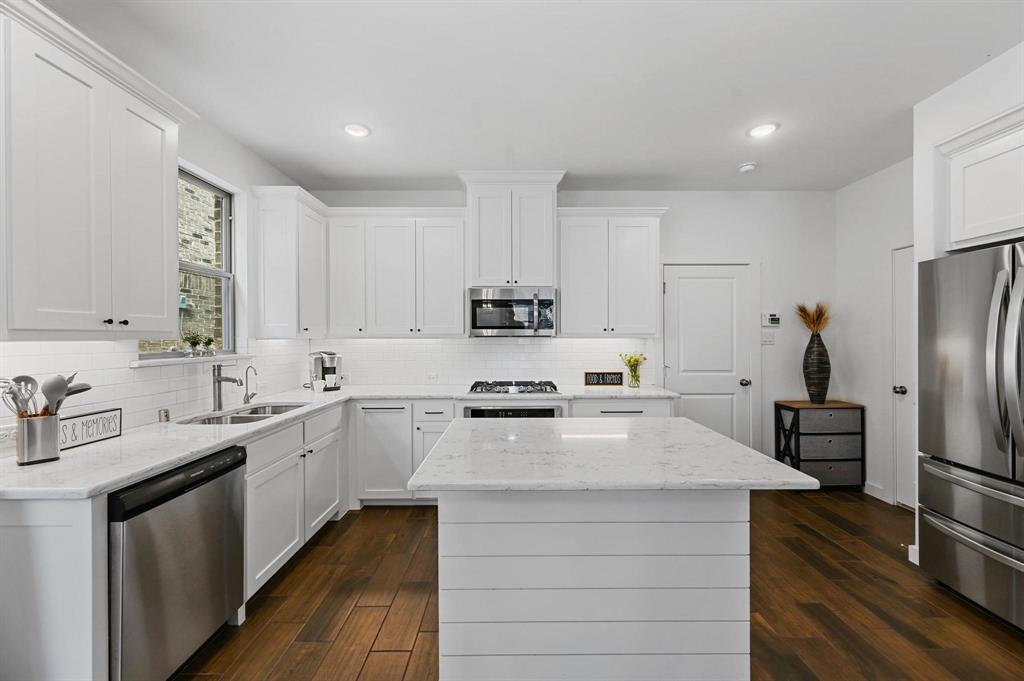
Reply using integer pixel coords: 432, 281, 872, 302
558, 207, 669, 218
457, 170, 566, 188
1, 0, 198, 123
326, 206, 466, 218
252, 186, 329, 213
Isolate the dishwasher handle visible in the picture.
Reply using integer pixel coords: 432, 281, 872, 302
109, 446, 246, 522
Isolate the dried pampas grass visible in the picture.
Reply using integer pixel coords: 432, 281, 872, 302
795, 302, 830, 334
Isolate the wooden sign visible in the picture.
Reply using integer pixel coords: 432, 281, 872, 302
59, 408, 122, 451
584, 371, 624, 386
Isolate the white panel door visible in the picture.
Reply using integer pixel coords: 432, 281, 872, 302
327, 218, 366, 337
559, 217, 609, 335
413, 420, 448, 500
256, 201, 298, 338
298, 206, 328, 338
664, 264, 759, 448
8, 23, 113, 331
417, 218, 464, 336
893, 246, 917, 507
303, 433, 340, 540
950, 129, 1024, 244
245, 450, 304, 597
357, 403, 413, 499
109, 89, 178, 334
365, 218, 416, 336
468, 188, 512, 286
512, 186, 555, 286
609, 217, 659, 336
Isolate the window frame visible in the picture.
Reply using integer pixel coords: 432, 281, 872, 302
139, 169, 235, 358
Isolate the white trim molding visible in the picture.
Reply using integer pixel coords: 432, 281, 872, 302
326, 206, 466, 218
457, 170, 566, 187
252, 185, 329, 213
558, 207, 669, 218
0, 0, 198, 123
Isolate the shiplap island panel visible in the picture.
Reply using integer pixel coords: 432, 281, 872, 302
408, 417, 818, 681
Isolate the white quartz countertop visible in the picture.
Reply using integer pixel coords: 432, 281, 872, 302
407, 417, 819, 491
0, 384, 679, 500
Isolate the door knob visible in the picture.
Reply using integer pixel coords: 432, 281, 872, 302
739, 378, 752, 387
893, 385, 908, 395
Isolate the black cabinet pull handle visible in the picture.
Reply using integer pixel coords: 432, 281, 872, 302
302, 327, 309, 332
102, 318, 114, 325
118, 319, 129, 326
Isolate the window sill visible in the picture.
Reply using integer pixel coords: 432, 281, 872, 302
129, 353, 255, 369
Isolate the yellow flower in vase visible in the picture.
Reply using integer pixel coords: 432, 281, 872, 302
619, 352, 646, 389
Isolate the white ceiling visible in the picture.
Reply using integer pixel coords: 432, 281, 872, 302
42, 0, 1024, 191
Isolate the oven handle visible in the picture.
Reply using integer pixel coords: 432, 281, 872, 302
922, 459, 1024, 509
922, 510, 1024, 573
533, 292, 540, 335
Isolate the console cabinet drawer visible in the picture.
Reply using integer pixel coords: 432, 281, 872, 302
799, 408, 861, 433
800, 434, 862, 460
801, 460, 863, 486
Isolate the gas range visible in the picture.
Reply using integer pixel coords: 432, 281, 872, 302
468, 380, 559, 394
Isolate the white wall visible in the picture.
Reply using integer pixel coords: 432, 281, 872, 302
832, 158, 914, 503
914, 42, 1024, 262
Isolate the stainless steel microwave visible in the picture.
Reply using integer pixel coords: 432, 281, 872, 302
468, 287, 556, 337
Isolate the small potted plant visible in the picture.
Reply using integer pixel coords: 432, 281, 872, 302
619, 352, 647, 389
182, 330, 204, 358
203, 336, 216, 357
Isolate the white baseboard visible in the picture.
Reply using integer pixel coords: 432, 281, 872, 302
863, 481, 892, 504
907, 544, 919, 565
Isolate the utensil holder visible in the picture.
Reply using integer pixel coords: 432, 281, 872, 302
16, 415, 59, 466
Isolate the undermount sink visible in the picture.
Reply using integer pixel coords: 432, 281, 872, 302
179, 402, 307, 425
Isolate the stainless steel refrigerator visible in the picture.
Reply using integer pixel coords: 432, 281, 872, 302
919, 241, 1024, 628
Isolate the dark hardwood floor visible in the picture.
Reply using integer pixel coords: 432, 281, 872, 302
174, 491, 1024, 681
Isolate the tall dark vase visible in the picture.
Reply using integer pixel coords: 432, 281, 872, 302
802, 332, 831, 404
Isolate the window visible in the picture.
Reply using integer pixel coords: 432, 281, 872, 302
138, 170, 234, 355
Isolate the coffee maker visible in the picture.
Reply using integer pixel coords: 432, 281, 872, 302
308, 350, 340, 391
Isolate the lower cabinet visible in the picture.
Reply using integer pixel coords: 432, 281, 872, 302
246, 450, 305, 598
571, 399, 674, 417
303, 432, 341, 540
357, 402, 414, 499
413, 421, 449, 500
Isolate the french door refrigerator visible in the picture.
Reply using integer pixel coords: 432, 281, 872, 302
919, 241, 1024, 628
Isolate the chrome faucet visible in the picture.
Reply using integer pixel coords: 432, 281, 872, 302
212, 364, 243, 412
243, 366, 258, 405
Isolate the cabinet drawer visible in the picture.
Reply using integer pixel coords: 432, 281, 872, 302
799, 408, 861, 433
801, 460, 862, 486
572, 399, 673, 418
305, 406, 343, 443
800, 434, 861, 460
414, 400, 454, 421
246, 423, 304, 475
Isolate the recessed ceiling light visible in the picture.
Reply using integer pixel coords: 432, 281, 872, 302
747, 123, 779, 138
737, 161, 759, 174
344, 123, 371, 138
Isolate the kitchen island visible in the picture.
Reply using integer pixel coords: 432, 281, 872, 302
408, 417, 818, 681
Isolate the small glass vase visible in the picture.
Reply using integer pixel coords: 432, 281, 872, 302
627, 368, 641, 388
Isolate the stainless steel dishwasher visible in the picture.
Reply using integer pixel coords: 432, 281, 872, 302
109, 446, 245, 681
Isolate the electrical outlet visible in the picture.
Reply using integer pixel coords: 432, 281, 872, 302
0, 424, 16, 446
425, 372, 439, 384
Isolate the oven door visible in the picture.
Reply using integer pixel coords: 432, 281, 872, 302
469, 287, 556, 337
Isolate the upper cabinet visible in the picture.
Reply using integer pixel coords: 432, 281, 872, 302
254, 187, 329, 339
365, 218, 417, 336
417, 218, 465, 335
3, 18, 190, 338
461, 172, 563, 287
327, 218, 366, 337
559, 209, 663, 337
914, 43, 1024, 258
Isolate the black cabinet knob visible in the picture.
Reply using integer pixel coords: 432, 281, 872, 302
506, 280, 510, 284
118, 319, 129, 326
603, 328, 607, 332
610, 328, 615, 332
410, 328, 414, 332
358, 328, 363, 332
102, 318, 114, 325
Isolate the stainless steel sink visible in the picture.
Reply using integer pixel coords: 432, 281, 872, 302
179, 402, 307, 425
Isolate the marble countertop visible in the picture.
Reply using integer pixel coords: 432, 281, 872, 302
407, 417, 819, 491
0, 384, 679, 500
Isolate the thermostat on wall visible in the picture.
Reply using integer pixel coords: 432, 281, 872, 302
761, 312, 781, 328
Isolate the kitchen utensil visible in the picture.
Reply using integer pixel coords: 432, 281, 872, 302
12, 375, 38, 414
54, 382, 92, 413
1, 386, 24, 417
65, 371, 78, 386
40, 375, 68, 416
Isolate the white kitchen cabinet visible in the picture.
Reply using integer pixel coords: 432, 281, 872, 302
559, 210, 662, 337
327, 218, 366, 336
5, 21, 183, 337
948, 128, 1024, 247
357, 402, 414, 499
608, 216, 660, 335
254, 187, 330, 339
303, 432, 341, 540
559, 217, 609, 335
412, 420, 448, 501
246, 449, 305, 597
417, 218, 465, 335
572, 399, 674, 418
298, 206, 328, 338
462, 172, 563, 287
365, 218, 417, 336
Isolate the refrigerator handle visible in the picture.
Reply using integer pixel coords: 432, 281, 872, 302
1003, 267, 1024, 471
987, 269, 1010, 451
